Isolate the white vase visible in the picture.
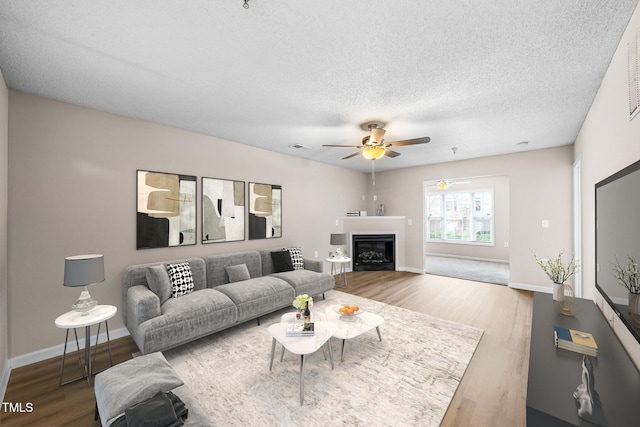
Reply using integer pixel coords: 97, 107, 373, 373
553, 282, 565, 301
553, 282, 579, 316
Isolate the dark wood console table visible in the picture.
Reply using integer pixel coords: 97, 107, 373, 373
527, 292, 640, 426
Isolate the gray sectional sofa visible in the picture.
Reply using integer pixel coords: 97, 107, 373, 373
123, 248, 334, 354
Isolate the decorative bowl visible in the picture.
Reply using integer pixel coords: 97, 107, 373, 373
336, 304, 361, 316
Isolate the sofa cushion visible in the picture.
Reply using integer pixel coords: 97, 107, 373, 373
271, 269, 335, 297
145, 265, 172, 304
271, 250, 293, 273
284, 247, 304, 270
94, 352, 183, 425
226, 263, 251, 283
204, 251, 263, 288
140, 289, 238, 354
167, 262, 194, 298
215, 276, 295, 322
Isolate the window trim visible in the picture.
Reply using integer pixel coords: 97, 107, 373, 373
425, 187, 495, 246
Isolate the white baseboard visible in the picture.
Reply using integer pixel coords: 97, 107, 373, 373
338, 266, 425, 275
508, 281, 552, 294
9, 327, 130, 370
425, 252, 510, 264
399, 266, 425, 274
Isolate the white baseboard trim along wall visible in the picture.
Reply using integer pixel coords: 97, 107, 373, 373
509, 282, 553, 294
1, 327, 130, 402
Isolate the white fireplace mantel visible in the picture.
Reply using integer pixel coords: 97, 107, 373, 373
342, 216, 407, 271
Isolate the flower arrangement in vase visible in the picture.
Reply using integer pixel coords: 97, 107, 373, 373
612, 255, 640, 325
292, 294, 313, 311
533, 250, 580, 316
292, 294, 313, 322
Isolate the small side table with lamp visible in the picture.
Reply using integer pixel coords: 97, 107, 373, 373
55, 254, 115, 386
326, 257, 350, 288
328, 233, 350, 288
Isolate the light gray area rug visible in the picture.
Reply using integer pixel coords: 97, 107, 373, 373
425, 255, 510, 285
164, 290, 483, 427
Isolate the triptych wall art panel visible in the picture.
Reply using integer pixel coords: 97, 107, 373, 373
136, 170, 197, 249
202, 177, 245, 243
249, 182, 282, 240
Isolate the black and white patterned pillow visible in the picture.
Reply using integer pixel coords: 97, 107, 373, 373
284, 247, 304, 270
166, 262, 194, 298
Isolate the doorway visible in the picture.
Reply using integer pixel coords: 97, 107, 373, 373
423, 174, 511, 285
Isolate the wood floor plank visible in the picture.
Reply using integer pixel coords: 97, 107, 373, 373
1, 271, 533, 426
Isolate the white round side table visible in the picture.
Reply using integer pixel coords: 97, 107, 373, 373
55, 305, 117, 386
326, 257, 351, 288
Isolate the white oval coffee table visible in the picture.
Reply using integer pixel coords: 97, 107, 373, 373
325, 304, 384, 362
268, 320, 337, 405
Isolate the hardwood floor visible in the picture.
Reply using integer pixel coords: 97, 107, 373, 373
341, 271, 533, 427
1, 271, 533, 426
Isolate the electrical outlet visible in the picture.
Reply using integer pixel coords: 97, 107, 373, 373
335, 219, 339, 226
407, 219, 413, 225
314, 251, 318, 258
373, 195, 377, 201
504, 242, 509, 247
542, 220, 549, 228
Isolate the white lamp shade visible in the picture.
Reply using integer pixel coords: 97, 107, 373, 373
64, 254, 105, 287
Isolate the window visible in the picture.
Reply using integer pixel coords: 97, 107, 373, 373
426, 189, 494, 244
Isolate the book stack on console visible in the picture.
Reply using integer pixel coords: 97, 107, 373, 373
286, 322, 314, 337
553, 326, 598, 357
346, 211, 362, 217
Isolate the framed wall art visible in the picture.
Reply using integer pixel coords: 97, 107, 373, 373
202, 177, 245, 243
137, 170, 197, 249
249, 182, 282, 240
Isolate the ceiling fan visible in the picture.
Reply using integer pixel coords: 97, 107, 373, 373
322, 121, 431, 161
433, 179, 472, 190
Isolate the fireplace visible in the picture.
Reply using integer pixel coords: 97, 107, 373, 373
352, 234, 395, 271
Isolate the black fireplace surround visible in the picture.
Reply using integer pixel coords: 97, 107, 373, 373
352, 234, 395, 271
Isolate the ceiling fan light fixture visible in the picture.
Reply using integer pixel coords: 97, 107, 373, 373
362, 146, 385, 160
437, 179, 450, 190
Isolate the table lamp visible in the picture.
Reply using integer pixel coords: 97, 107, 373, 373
330, 234, 347, 258
64, 254, 104, 315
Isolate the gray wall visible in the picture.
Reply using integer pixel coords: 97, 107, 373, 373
574, 1, 640, 364
363, 146, 574, 289
6, 91, 367, 358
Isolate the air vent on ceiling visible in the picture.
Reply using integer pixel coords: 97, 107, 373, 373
628, 31, 640, 120
288, 144, 312, 150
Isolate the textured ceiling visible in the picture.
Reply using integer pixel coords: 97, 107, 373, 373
0, 1, 637, 172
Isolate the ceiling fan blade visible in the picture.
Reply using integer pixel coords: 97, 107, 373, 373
388, 136, 431, 147
385, 149, 401, 158
342, 152, 362, 160
323, 144, 363, 148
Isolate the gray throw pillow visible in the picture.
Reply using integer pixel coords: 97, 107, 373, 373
146, 265, 172, 304
226, 263, 251, 283
94, 352, 184, 425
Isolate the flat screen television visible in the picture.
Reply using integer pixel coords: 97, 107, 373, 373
595, 158, 640, 344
